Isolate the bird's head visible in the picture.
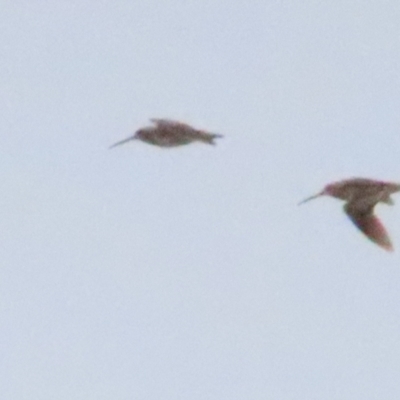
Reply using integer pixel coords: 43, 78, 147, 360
133, 129, 144, 140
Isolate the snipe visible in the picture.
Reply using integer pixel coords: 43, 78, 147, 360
299, 178, 400, 251
109, 119, 223, 149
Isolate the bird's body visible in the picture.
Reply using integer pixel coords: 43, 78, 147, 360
109, 119, 223, 149
299, 178, 400, 251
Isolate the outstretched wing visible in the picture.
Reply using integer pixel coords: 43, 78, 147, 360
344, 202, 393, 251
150, 118, 193, 130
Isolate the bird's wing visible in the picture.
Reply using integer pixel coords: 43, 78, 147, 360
150, 119, 192, 129
344, 202, 393, 251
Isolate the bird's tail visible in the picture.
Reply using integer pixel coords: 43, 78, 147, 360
200, 133, 224, 145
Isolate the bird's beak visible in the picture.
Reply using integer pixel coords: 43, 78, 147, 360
109, 135, 136, 149
298, 192, 324, 205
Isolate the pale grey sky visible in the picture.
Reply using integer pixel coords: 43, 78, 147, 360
2, 1, 400, 399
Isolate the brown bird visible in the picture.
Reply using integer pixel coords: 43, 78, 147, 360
299, 178, 400, 251
109, 119, 223, 149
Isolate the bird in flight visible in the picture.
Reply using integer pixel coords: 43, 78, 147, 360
109, 119, 223, 149
299, 178, 400, 251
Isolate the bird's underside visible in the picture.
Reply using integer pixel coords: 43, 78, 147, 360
143, 131, 195, 146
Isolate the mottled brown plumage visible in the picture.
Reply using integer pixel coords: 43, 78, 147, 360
109, 119, 223, 149
299, 178, 400, 251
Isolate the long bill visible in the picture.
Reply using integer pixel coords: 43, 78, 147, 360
298, 192, 323, 205
109, 135, 136, 149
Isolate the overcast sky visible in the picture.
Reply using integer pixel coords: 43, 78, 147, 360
2, 1, 400, 399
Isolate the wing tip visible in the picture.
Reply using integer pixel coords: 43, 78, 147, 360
379, 242, 394, 252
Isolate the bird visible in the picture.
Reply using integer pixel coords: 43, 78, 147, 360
109, 119, 223, 149
298, 178, 400, 251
